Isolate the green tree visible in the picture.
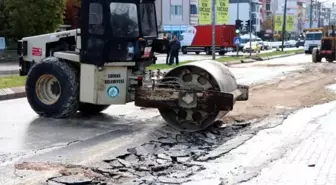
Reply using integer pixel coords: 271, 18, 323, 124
4, 0, 66, 39
0, 0, 10, 37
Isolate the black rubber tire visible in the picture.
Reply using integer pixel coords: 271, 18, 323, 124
312, 48, 321, 63
182, 47, 188, 54
25, 57, 79, 118
219, 51, 225, 55
327, 57, 334, 63
79, 103, 110, 115
195, 51, 200, 55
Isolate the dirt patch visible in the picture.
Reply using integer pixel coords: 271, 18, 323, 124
15, 162, 102, 179
15, 162, 80, 171
223, 64, 336, 122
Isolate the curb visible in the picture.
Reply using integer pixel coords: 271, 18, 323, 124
0, 86, 26, 101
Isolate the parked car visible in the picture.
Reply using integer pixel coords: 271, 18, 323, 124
243, 41, 261, 53
277, 41, 291, 49
270, 41, 281, 48
259, 41, 272, 50
287, 40, 297, 47
295, 39, 305, 48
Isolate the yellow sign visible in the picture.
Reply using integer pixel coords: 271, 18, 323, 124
286, 15, 295, 32
216, 0, 229, 24
274, 15, 283, 31
199, 0, 212, 25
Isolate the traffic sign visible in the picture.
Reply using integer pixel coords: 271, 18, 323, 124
234, 37, 241, 45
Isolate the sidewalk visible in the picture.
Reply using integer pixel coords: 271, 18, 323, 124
239, 102, 336, 185
184, 101, 336, 185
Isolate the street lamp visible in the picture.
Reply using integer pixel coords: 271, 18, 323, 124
310, 0, 313, 28
249, 0, 252, 57
212, 0, 216, 60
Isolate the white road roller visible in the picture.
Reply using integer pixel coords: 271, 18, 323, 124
17, 0, 249, 132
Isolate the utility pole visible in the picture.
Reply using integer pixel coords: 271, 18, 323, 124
249, 0, 252, 57
310, 0, 313, 28
212, 0, 216, 60
331, 3, 335, 24
329, 7, 331, 25
281, 0, 288, 51
236, 0, 240, 57
333, 3, 335, 25
318, 2, 321, 27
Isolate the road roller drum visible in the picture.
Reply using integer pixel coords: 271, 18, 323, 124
135, 60, 249, 132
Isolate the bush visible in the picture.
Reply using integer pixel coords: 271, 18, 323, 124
4, 0, 67, 39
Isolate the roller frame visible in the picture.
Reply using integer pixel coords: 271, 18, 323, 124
134, 85, 249, 111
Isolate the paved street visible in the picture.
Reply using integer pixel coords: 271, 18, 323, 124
3, 54, 336, 185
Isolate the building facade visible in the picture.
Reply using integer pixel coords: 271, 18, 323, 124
229, 0, 262, 32
157, 0, 263, 34
161, 0, 190, 37
189, 0, 198, 25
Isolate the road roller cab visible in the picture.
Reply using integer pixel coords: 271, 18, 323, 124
312, 25, 336, 63
80, 0, 160, 67
18, 0, 167, 75
19, 0, 249, 132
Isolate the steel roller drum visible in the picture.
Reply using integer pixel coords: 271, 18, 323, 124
159, 60, 239, 132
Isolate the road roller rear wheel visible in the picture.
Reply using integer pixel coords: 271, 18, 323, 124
158, 61, 238, 132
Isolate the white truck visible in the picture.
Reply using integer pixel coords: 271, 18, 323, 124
303, 29, 323, 54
